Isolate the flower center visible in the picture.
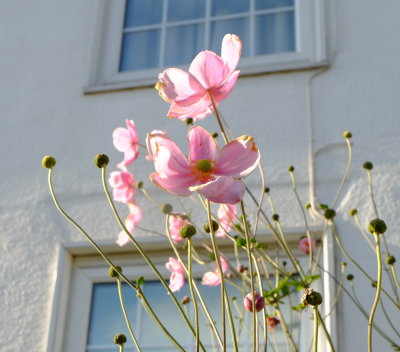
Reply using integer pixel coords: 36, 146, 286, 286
196, 159, 212, 172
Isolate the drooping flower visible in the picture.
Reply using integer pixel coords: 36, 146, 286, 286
244, 291, 265, 313
155, 34, 242, 121
298, 236, 316, 255
116, 202, 143, 246
267, 317, 280, 330
113, 120, 140, 169
147, 126, 260, 204
166, 257, 185, 292
168, 213, 191, 243
108, 170, 135, 203
216, 203, 237, 238
202, 255, 229, 286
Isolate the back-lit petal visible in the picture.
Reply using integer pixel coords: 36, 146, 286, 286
188, 126, 218, 162
221, 34, 242, 75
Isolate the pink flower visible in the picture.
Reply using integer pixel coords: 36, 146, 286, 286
267, 317, 280, 330
216, 204, 237, 238
166, 257, 185, 292
168, 213, 191, 243
113, 120, 140, 169
155, 34, 242, 121
147, 126, 259, 204
108, 170, 135, 204
116, 202, 143, 246
202, 255, 229, 286
244, 291, 265, 313
298, 237, 316, 255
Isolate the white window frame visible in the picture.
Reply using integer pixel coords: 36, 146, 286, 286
85, 0, 328, 93
45, 230, 331, 352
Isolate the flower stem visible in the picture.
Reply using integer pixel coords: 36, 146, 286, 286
368, 233, 383, 352
313, 307, 319, 352
116, 278, 141, 352
208, 90, 229, 144
188, 238, 200, 352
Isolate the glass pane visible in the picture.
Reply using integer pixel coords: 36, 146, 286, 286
168, 0, 206, 22
210, 18, 250, 57
86, 283, 138, 350
255, 11, 295, 55
256, 0, 294, 10
211, 0, 249, 16
119, 30, 161, 71
124, 0, 163, 28
165, 24, 205, 66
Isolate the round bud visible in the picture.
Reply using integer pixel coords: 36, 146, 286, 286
301, 288, 322, 307
346, 274, 354, 281
264, 187, 270, 193
343, 131, 352, 139
181, 296, 191, 305
185, 117, 194, 125
161, 203, 173, 214
211, 132, 219, 139
208, 253, 216, 261
288, 166, 295, 172
237, 264, 247, 273
236, 238, 247, 247
204, 220, 219, 233
324, 208, 336, 220
244, 291, 265, 312
94, 154, 109, 168
272, 214, 280, 221
363, 161, 373, 170
341, 261, 347, 267
305, 203, 311, 210
371, 281, 377, 288
385, 255, 396, 265
179, 224, 197, 239
136, 181, 143, 189
282, 261, 287, 267
368, 218, 387, 235
42, 155, 56, 169
108, 265, 122, 278
114, 334, 127, 345
349, 208, 358, 216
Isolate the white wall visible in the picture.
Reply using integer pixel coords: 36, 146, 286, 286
1, 0, 399, 351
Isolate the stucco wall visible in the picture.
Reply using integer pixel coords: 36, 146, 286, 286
1, 0, 400, 351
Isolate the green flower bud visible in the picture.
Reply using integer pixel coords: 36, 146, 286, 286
264, 187, 270, 193
346, 274, 354, 281
341, 261, 347, 267
108, 266, 122, 278
305, 203, 311, 210
114, 333, 127, 345
288, 165, 295, 172
211, 132, 219, 139
385, 255, 396, 265
179, 224, 197, 239
94, 154, 109, 168
136, 181, 143, 189
363, 161, 373, 170
368, 218, 387, 235
349, 208, 358, 216
185, 117, 193, 125
282, 261, 287, 267
319, 203, 328, 210
272, 214, 279, 221
371, 281, 377, 288
204, 220, 219, 233
42, 155, 56, 169
236, 238, 246, 247
343, 131, 352, 139
301, 288, 322, 307
161, 203, 173, 214
324, 208, 336, 220
181, 295, 191, 305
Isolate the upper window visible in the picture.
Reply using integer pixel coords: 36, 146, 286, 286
87, 0, 327, 91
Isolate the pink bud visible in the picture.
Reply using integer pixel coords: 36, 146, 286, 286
267, 317, 280, 330
244, 291, 265, 313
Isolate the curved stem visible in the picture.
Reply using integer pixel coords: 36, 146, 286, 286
313, 307, 319, 352
368, 233, 382, 352
188, 238, 200, 352
331, 138, 352, 208
208, 90, 229, 144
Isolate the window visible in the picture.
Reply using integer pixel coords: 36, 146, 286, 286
86, 0, 327, 92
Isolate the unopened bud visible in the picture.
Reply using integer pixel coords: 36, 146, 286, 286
108, 266, 122, 278
264, 187, 270, 193
136, 181, 143, 189
236, 238, 246, 247
204, 220, 219, 233
113, 334, 127, 345
343, 131, 352, 139
349, 208, 358, 216
368, 218, 387, 235
179, 224, 197, 239
272, 214, 280, 221
211, 132, 219, 139
181, 296, 191, 305
185, 117, 193, 125
301, 288, 322, 307
346, 274, 354, 281
288, 165, 295, 172
305, 203, 311, 210
324, 208, 336, 220
237, 264, 247, 273
42, 155, 56, 169
244, 291, 265, 312
94, 154, 109, 168
161, 203, 173, 214
386, 255, 396, 265
363, 161, 373, 170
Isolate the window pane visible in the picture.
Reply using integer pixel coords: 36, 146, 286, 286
255, 11, 295, 55
124, 0, 163, 28
211, 0, 249, 16
210, 18, 250, 57
165, 24, 205, 66
119, 30, 161, 71
255, 0, 294, 10
168, 0, 206, 22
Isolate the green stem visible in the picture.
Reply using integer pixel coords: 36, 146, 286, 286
313, 307, 319, 352
116, 278, 141, 352
208, 90, 229, 144
368, 233, 382, 352
188, 238, 200, 352
391, 265, 400, 289
275, 309, 298, 352
317, 311, 335, 352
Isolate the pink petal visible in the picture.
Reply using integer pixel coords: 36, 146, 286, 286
167, 94, 213, 121
168, 213, 189, 243
298, 237, 316, 255
166, 257, 184, 274
190, 176, 245, 204
210, 70, 240, 103
220, 255, 229, 273
169, 272, 185, 292
116, 231, 131, 246
201, 271, 221, 286
221, 34, 242, 75
127, 202, 143, 224
117, 147, 140, 169
150, 172, 196, 197
109, 170, 135, 189
216, 135, 260, 178
146, 130, 167, 161
153, 146, 191, 177
188, 126, 218, 162
156, 68, 205, 103
113, 127, 133, 152
113, 187, 135, 204
189, 51, 229, 90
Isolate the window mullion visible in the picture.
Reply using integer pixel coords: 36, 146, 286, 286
205, 0, 211, 49
159, 0, 169, 68
250, 0, 255, 57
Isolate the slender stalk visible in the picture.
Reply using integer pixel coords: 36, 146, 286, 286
275, 309, 298, 352
101, 167, 206, 352
119, 344, 124, 352
313, 307, 319, 352
116, 278, 141, 352
368, 233, 383, 352
391, 265, 400, 289
208, 90, 229, 144
317, 311, 335, 352
188, 238, 200, 352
